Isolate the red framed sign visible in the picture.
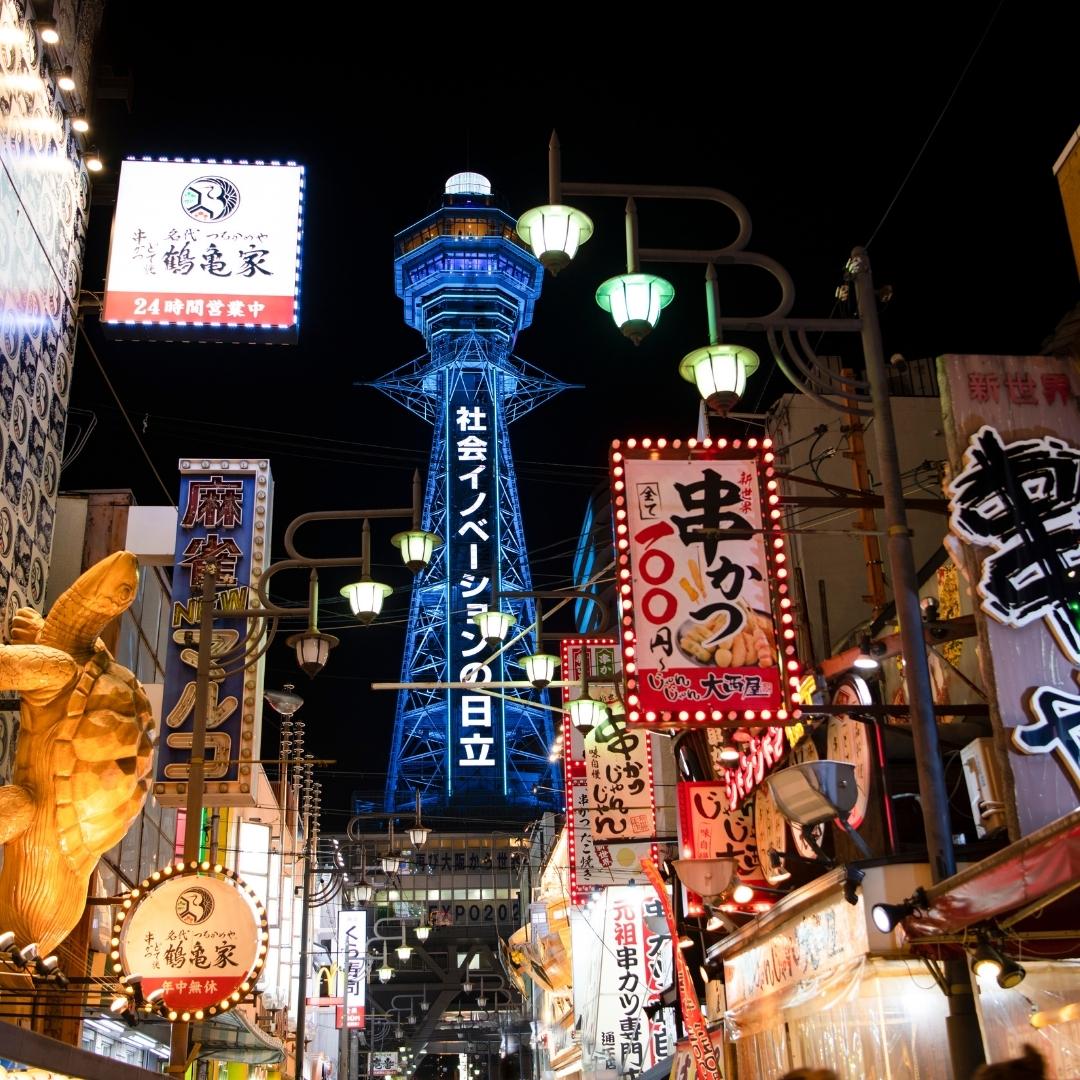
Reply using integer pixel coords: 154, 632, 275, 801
560, 638, 655, 903
610, 437, 799, 725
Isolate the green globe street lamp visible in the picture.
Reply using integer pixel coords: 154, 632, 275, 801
679, 342, 760, 416
596, 271, 675, 344
516, 203, 594, 275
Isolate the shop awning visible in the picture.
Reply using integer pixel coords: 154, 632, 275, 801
189, 1008, 287, 1065
903, 808, 1080, 942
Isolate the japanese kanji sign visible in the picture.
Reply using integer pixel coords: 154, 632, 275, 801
115, 864, 266, 1019
675, 781, 767, 913
584, 710, 657, 845
155, 459, 272, 807
639, 859, 721, 1080
103, 158, 304, 343
939, 354, 1080, 837
611, 440, 795, 724
447, 377, 507, 800
575, 886, 675, 1076
562, 639, 656, 902
337, 909, 366, 1029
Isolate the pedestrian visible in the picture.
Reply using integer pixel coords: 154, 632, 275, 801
972, 1044, 1046, 1078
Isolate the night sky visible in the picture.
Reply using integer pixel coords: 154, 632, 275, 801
63, 3, 1079, 828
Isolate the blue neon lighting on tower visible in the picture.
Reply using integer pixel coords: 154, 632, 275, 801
373, 173, 569, 816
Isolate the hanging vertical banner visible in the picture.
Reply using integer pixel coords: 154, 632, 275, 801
584, 710, 657, 845
155, 459, 272, 807
610, 439, 797, 725
447, 372, 506, 802
640, 858, 722, 1080
675, 781, 767, 913
574, 887, 675, 1075
939, 353, 1080, 837
563, 639, 655, 902
336, 908, 366, 1029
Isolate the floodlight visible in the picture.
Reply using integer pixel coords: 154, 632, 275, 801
670, 859, 737, 904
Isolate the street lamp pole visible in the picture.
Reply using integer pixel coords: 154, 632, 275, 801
517, 142, 984, 1076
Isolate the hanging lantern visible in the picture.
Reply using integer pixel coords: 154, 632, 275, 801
567, 696, 608, 735
515, 204, 594, 274
472, 608, 516, 648
595, 273, 674, 344
286, 628, 339, 678
340, 579, 393, 625
521, 653, 559, 689
678, 343, 760, 416
391, 530, 443, 573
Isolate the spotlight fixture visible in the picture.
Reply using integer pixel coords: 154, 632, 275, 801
731, 883, 754, 905
842, 866, 865, 906
970, 939, 1005, 980
36, 19, 60, 44
996, 955, 1026, 989
0, 932, 14, 951
676, 934, 694, 950
71, 111, 89, 133
870, 887, 925, 933
57, 65, 75, 92
83, 145, 103, 173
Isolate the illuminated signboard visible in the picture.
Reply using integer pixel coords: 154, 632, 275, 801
155, 458, 272, 807
571, 886, 675, 1075
448, 375, 507, 801
115, 863, 267, 1021
103, 158, 304, 342
939, 353, 1080, 836
561, 638, 656, 902
337, 908, 366, 1029
610, 438, 798, 725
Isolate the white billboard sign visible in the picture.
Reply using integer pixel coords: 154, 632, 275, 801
104, 158, 304, 342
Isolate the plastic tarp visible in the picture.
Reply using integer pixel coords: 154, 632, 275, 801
902, 808, 1080, 938
190, 1007, 286, 1064
728, 959, 952, 1080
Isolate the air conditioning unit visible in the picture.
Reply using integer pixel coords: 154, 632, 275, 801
960, 737, 1007, 838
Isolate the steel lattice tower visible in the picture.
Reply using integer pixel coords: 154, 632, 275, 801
373, 172, 569, 816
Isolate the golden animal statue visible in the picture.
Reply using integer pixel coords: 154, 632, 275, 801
0, 551, 155, 956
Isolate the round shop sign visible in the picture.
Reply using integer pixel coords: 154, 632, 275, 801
113, 861, 267, 1021
826, 675, 874, 830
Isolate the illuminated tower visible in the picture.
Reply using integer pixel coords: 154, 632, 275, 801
373, 172, 569, 815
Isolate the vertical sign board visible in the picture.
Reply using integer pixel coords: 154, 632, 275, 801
336, 909, 366, 1029
573, 887, 675, 1075
155, 459, 272, 807
610, 440, 797, 726
938, 354, 1080, 837
676, 781, 768, 912
103, 158, 304, 343
561, 639, 657, 902
448, 372, 505, 802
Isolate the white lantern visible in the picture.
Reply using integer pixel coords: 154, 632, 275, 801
515, 204, 594, 274
473, 608, 516, 648
678, 343, 760, 416
522, 653, 559, 689
340, 579, 393, 624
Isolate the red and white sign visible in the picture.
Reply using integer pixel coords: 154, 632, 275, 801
610, 439, 797, 725
115, 863, 266, 1019
561, 639, 656, 901
676, 781, 768, 913
103, 158, 304, 342
584, 710, 656, 843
